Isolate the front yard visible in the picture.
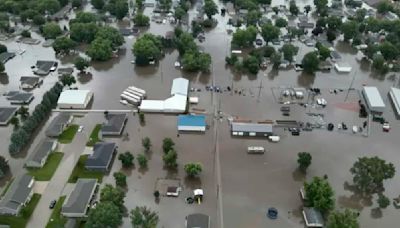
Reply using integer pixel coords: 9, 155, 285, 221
58, 124, 79, 144
27, 152, 64, 181
86, 124, 102, 147
67, 155, 104, 183
45, 196, 66, 228
0, 193, 41, 228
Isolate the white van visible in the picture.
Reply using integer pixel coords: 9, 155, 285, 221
247, 146, 265, 154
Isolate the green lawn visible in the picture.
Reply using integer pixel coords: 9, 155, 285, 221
58, 124, 79, 144
27, 152, 64, 181
68, 155, 104, 183
86, 124, 102, 147
45, 196, 66, 228
0, 193, 41, 228
1, 178, 14, 197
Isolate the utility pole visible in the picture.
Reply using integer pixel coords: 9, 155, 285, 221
257, 76, 264, 102
345, 70, 357, 102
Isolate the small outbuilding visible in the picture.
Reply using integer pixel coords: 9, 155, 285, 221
101, 113, 128, 136
85, 142, 117, 172
0, 107, 18, 126
362, 86, 385, 113
389, 87, 400, 117
25, 140, 57, 168
58, 90, 93, 109
302, 207, 324, 227
177, 115, 206, 132
231, 122, 273, 137
334, 63, 352, 73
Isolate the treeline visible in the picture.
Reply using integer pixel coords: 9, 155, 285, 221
9, 82, 63, 155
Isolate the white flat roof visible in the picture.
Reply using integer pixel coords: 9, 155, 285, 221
363, 86, 385, 108
390, 87, 400, 115
334, 63, 352, 73
171, 78, 189, 96
164, 94, 187, 112
139, 100, 164, 112
58, 90, 92, 105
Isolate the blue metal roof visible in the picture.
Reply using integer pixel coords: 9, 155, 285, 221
177, 115, 206, 127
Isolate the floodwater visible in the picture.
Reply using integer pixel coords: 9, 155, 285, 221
1, 0, 400, 227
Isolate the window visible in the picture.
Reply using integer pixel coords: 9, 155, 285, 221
249, 132, 256, 136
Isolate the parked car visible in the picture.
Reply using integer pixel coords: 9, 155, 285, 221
49, 200, 57, 209
78, 126, 84, 132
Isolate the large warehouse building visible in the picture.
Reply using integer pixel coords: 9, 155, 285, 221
58, 90, 93, 109
389, 87, 400, 117
362, 86, 385, 113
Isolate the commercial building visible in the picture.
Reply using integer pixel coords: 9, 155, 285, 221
4, 91, 34, 105
20, 76, 42, 89
45, 113, 73, 137
85, 142, 117, 172
0, 107, 18, 126
139, 78, 189, 113
177, 115, 206, 132
0, 174, 35, 216
101, 113, 128, 136
25, 140, 57, 168
362, 86, 385, 113
231, 122, 273, 137
57, 90, 93, 109
185, 213, 210, 228
302, 207, 324, 227
389, 87, 400, 116
61, 178, 98, 218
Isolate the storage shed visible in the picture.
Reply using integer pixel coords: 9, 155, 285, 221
231, 122, 273, 137
389, 87, 400, 116
302, 207, 324, 227
58, 90, 93, 109
177, 115, 206, 132
362, 86, 385, 113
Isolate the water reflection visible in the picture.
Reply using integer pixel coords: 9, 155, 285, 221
297, 72, 315, 87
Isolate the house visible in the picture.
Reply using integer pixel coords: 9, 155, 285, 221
226, 2, 235, 16
389, 87, 400, 117
61, 178, 98, 218
4, 91, 34, 104
20, 76, 42, 89
186, 213, 210, 228
119, 28, 133, 36
58, 67, 74, 76
297, 22, 314, 29
0, 174, 35, 216
231, 122, 273, 137
45, 113, 73, 137
101, 113, 128, 136
85, 142, 117, 172
302, 207, 324, 227
0, 107, 18, 126
330, 51, 342, 62
362, 86, 386, 113
25, 140, 57, 168
0, 52, 15, 64
177, 115, 206, 132
57, 90, 93, 109
34, 61, 58, 76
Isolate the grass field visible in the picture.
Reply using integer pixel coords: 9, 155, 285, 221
58, 124, 79, 144
27, 152, 64, 181
0, 193, 41, 228
68, 155, 104, 183
86, 124, 102, 147
45, 196, 66, 228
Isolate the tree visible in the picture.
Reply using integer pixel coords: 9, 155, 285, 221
133, 13, 150, 27
74, 56, 89, 72
53, 37, 76, 54
304, 176, 335, 213
87, 38, 113, 61
163, 149, 178, 168
174, 6, 186, 22
142, 137, 151, 152
289, 0, 299, 16
0, 62, 4, 73
355, 8, 367, 22
182, 51, 211, 73
341, 20, 358, 42
139, 112, 145, 124
162, 138, 174, 153
21, 30, 31, 38
364, 44, 379, 59
42, 22, 62, 39
159, 0, 172, 12
275, 17, 287, 28
72, 0, 82, 8
133, 34, 162, 65
231, 26, 258, 48
350, 156, 395, 194
271, 52, 282, 69
302, 52, 320, 74
137, 154, 148, 168
377, 194, 390, 209
0, 44, 7, 54
327, 16, 342, 31
379, 41, 399, 61
203, 0, 218, 19
377, 0, 393, 14
176, 32, 197, 55
60, 75, 76, 88
70, 23, 99, 43
272, 6, 279, 15
326, 209, 359, 228
184, 163, 202, 177
261, 23, 280, 44
85, 202, 122, 228
314, 0, 328, 16
72, 12, 98, 24
115, 0, 129, 20
113, 172, 127, 187
327, 29, 337, 43
92, 0, 105, 9
372, 54, 389, 74
96, 26, 125, 48
100, 184, 126, 210
246, 10, 261, 26
33, 15, 46, 25
317, 44, 331, 60
0, 155, 9, 178
297, 152, 312, 172
304, 5, 311, 15
118, 151, 134, 167
18, 106, 29, 120
281, 44, 299, 62
130, 206, 159, 228
10, 116, 19, 128
243, 56, 260, 74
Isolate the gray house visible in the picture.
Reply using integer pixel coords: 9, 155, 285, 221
231, 122, 273, 137
45, 113, 73, 137
25, 140, 57, 168
303, 207, 324, 227
0, 174, 35, 215
61, 178, 97, 218
20, 76, 42, 89
0, 107, 18, 126
101, 113, 128, 136
4, 91, 34, 105
186, 213, 210, 228
85, 142, 117, 172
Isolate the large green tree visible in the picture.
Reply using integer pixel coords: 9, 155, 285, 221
302, 52, 320, 74
379, 41, 399, 61
184, 163, 202, 177
96, 26, 125, 48
115, 0, 129, 20
341, 20, 359, 42
85, 202, 122, 228
203, 0, 218, 19
118, 151, 134, 167
350, 156, 395, 194
231, 26, 258, 48
60, 75, 76, 88
261, 23, 280, 44
326, 209, 359, 228
52, 37, 76, 54
133, 34, 163, 65
314, 0, 328, 16
100, 184, 126, 210
289, 0, 299, 16
181, 51, 211, 72
304, 176, 335, 213
92, 0, 105, 9
70, 23, 99, 43
297, 152, 312, 172
133, 13, 150, 27
113, 172, 127, 187
163, 149, 178, 168
74, 57, 90, 72
42, 22, 62, 39
87, 38, 113, 61
281, 44, 299, 62
130, 206, 159, 228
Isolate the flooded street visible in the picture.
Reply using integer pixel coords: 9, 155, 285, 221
1, 0, 400, 227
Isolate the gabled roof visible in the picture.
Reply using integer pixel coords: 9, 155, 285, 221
0, 174, 33, 214
57, 67, 74, 75
85, 142, 116, 169
20, 76, 41, 86
26, 140, 56, 165
101, 113, 128, 135
45, 113, 72, 137
4, 91, 34, 104
62, 178, 97, 215
0, 107, 18, 124
0, 52, 15, 64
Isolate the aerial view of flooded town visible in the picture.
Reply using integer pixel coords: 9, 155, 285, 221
1, 0, 400, 227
